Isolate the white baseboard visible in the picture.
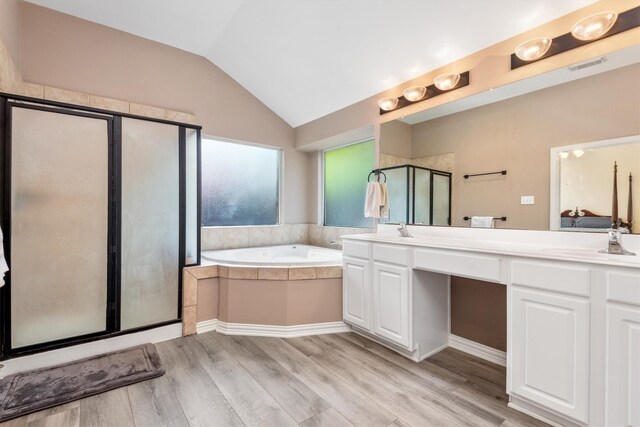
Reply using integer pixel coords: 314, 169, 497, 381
508, 397, 582, 427
449, 334, 506, 367
0, 323, 182, 378
196, 319, 219, 334
196, 319, 351, 337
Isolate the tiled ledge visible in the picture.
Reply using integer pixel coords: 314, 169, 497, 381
185, 264, 342, 282
182, 263, 343, 336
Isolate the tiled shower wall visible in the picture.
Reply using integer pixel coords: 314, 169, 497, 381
201, 224, 372, 250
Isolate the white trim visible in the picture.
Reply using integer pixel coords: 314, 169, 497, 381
0, 323, 182, 378
508, 396, 583, 427
449, 334, 506, 367
195, 318, 219, 334
196, 320, 351, 337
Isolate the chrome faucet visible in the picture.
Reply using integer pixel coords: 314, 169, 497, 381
397, 222, 413, 238
329, 240, 342, 248
599, 228, 635, 256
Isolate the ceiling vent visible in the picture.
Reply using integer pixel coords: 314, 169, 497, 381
568, 57, 607, 72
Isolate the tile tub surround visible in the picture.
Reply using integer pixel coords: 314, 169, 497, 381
182, 263, 344, 336
201, 224, 373, 250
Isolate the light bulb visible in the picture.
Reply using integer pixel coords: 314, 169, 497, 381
573, 149, 585, 158
377, 97, 399, 111
515, 37, 552, 61
403, 86, 427, 102
559, 152, 569, 160
571, 11, 618, 41
433, 73, 461, 91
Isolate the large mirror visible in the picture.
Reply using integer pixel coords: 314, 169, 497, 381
379, 45, 640, 233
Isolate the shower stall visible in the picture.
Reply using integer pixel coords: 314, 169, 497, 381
378, 164, 452, 226
0, 95, 201, 359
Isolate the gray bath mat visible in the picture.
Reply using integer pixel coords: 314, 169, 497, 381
0, 343, 165, 422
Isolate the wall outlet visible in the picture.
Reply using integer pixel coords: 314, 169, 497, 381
521, 195, 535, 205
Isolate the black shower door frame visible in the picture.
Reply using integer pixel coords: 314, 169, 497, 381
0, 94, 202, 360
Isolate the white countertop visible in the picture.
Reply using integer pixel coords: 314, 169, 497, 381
341, 225, 640, 269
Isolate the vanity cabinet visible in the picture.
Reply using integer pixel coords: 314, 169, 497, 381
604, 271, 640, 427
372, 262, 410, 348
510, 287, 590, 423
509, 260, 591, 424
342, 233, 640, 427
342, 239, 449, 359
342, 256, 371, 331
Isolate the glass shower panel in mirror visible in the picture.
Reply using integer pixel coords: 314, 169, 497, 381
432, 173, 451, 225
10, 106, 110, 349
377, 164, 451, 226
121, 118, 180, 330
380, 167, 409, 224
414, 168, 431, 225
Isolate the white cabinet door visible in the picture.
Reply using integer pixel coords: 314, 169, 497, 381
343, 256, 371, 331
510, 287, 590, 424
372, 262, 410, 349
606, 305, 640, 427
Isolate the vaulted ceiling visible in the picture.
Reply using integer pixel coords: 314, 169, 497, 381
25, 0, 596, 127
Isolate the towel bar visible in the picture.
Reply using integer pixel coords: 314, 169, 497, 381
463, 216, 507, 221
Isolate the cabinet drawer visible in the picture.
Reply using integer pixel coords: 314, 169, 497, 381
373, 244, 409, 266
414, 248, 502, 283
343, 240, 371, 259
607, 271, 640, 306
511, 260, 590, 297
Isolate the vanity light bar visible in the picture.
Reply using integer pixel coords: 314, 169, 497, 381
511, 6, 640, 70
378, 71, 470, 115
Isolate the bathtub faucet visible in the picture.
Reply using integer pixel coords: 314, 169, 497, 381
329, 240, 342, 248
397, 222, 413, 238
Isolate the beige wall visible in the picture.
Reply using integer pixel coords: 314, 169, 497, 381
216, 278, 342, 326
196, 278, 219, 323
411, 64, 640, 231
0, 0, 20, 64
15, 2, 309, 223
379, 120, 411, 159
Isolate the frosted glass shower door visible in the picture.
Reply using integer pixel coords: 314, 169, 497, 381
121, 118, 180, 330
380, 167, 408, 224
10, 107, 109, 349
432, 173, 451, 225
414, 168, 432, 225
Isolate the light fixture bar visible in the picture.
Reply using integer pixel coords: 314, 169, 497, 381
511, 6, 640, 70
379, 71, 470, 115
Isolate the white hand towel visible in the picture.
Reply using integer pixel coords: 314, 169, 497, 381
379, 183, 389, 218
0, 226, 8, 287
364, 182, 382, 218
471, 216, 495, 228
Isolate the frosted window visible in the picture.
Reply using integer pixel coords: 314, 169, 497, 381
10, 107, 109, 348
121, 118, 179, 330
202, 139, 280, 226
324, 140, 374, 228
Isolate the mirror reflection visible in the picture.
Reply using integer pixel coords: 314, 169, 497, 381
379, 45, 640, 233
552, 136, 639, 234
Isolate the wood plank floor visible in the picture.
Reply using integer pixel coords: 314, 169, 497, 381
1, 332, 549, 427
